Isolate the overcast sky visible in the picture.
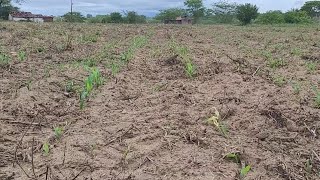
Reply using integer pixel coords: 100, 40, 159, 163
13, 0, 309, 17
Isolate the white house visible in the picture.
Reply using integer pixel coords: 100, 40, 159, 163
9, 12, 53, 22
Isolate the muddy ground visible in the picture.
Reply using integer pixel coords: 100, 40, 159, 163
0, 22, 320, 180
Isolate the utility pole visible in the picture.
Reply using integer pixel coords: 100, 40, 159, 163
71, 0, 73, 15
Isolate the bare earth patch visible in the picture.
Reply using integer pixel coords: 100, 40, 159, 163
1, 22, 320, 180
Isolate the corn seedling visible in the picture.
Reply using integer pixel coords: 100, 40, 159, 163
291, 48, 302, 56
42, 142, 50, 155
262, 50, 272, 60
111, 62, 120, 76
305, 62, 317, 73
18, 50, 26, 61
79, 68, 103, 109
80, 90, 88, 110
54, 127, 63, 138
170, 41, 196, 78
291, 82, 301, 94
0, 52, 10, 67
207, 108, 228, 137
224, 152, 241, 164
185, 62, 196, 78
121, 49, 134, 63
273, 75, 286, 87
312, 86, 320, 108
240, 165, 251, 179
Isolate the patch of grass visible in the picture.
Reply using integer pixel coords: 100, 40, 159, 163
0, 52, 10, 67
305, 62, 317, 73
273, 75, 286, 87
206, 108, 228, 137
268, 58, 286, 69
81, 34, 98, 43
18, 50, 26, 61
291, 47, 302, 56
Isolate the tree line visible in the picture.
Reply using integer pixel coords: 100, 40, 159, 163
155, 0, 320, 25
1, 0, 320, 25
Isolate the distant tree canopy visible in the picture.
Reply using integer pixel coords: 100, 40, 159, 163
300, 1, 320, 17
87, 11, 146, 24
236, 3, 259, 25
155, 8, 187, 21
184, 0, 205, 23
110, 12, 123, 23
210, 1, 238, 23
0, 0, 19, 20
124, 11, 147, 23
63, 12, 86, 22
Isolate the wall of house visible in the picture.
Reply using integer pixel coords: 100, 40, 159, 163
11, 17, 44, 23
8, 15, 13, 21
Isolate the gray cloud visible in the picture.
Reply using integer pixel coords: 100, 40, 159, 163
14, 0, 309, 16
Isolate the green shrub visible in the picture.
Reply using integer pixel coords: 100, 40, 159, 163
284, 10, 312, 24
236, 3, 259, 25
256, 11, 285, 24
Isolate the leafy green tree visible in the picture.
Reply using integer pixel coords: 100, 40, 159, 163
184, 0, 205, 23
63, 12, 86, 22
155, 8, 187, 21
124, 11, 146, 24
236, 3, 259, 25
301, 1, 320, 17
284, 9, 312, 24
0, 0, 19, 20
255, 10, 285, 24
211, 1, 238, 23
88, 15, 110, 23
110, 12, 123, 23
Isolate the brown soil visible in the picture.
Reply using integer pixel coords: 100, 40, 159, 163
1, 22, 320, 180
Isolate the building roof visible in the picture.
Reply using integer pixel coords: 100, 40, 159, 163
10, 12, 53, 18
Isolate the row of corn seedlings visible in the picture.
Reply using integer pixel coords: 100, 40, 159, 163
169, 40, 196, 78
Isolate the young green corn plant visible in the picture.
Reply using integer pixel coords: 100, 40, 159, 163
54, 127, 63, 138
291, 81, 301, 94
111, 62, 120, 76
273, 75, 286, 87
207, 108, 228, 137
42, 142, 50, 156
185, 62, 196, 78
91, 68, 102, 87
18, 50, 26, 61
305, 62, 317, 73
80, 90, 88, 110
0, 52, 10, 67
312, 86, 320, 108
80, 68, 103, 109
240, 165, 251, 179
